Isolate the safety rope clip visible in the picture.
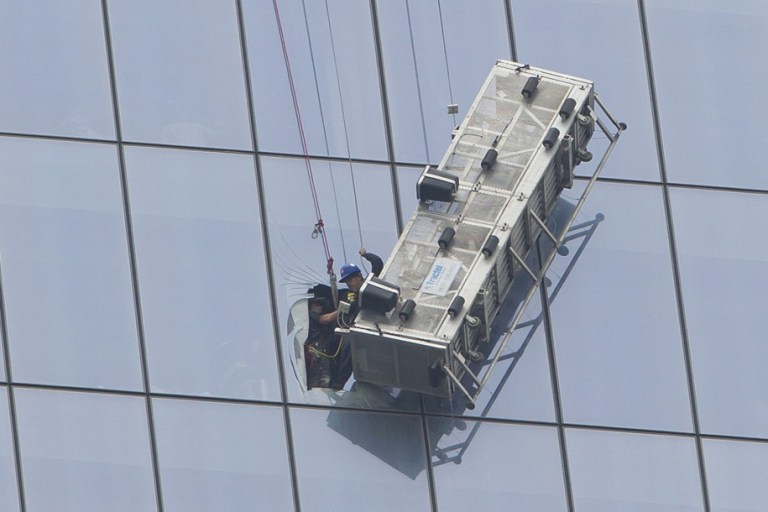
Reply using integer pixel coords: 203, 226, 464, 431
311, 219, 325, 239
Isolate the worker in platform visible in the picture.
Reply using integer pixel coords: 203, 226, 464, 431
336, 248, 384, 321
322, 248, 384, 389
304, 297, 334, 389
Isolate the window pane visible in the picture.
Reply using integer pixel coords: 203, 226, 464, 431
0, 0, 115, 139
511, 0, 658, 182
704, 438, 768, 512
108, 0, 251, 149
125, 147, 279, 401
0, 137, 142, 390
645, 1, 768, 190
0, 389, 20, 512
670, 187, 768, 438
244, 0, 387, 160
377, 0, 510, 164
261, 156, 413, 409
15, 389, 156, 512
290, 407, 431, 511
429, 420, 566, 511
441, 0, 511, 113
547, 182, 691, 431
153, 398, 294, 512
567, 428, 703, 511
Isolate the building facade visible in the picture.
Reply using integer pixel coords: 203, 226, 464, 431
1, 0, 767, 510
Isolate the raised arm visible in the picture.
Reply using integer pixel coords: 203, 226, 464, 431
359, 248, 384, 277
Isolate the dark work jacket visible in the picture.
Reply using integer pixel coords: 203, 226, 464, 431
307, 309, 335, 350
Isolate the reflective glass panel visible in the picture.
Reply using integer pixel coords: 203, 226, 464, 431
547, 182, 691, 431
704, 438, 768, 512
153, 398, 294, 512
377, 0, 510, 164
0, 389, 19, 512
0, 0, 115, 139
567, 428, 703, 511
108, 0, 251, 149
15, 389, 156, 512
290, 407, 431, 511
645, 1, 768, 190
125, 146, 279, 401
261, 156, 413, 409
429, 420, 566, 511
669, 187, 768, 438
440, 0, 512, 127
0, 137, 142, 390
511, 0, 657, 182
244, 0, 387, 160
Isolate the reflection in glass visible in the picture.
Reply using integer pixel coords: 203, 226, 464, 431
440, 0, 511, 123
423, 289, 555, 422
153, 398, 294, 512
108, 0, 251, 149
261, 156, 411, 408
645, 1, 768, 190
547, 182, 692, 431
244, 0, 387, 160
567, 428, 703, 511
125, 147, 279, 401
0, 0, 115, 139
704, 438, 768, 512
429, 420, 566, 511
290, 407, 431, 511
0, 389, 20, 512
377, 0, 510, 164
15, 389, 156, 512
0, 137, 142, 390
511, 0, 658, 182
670, 187, 768, 438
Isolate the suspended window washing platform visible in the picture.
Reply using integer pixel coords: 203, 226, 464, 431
346, 60, 624, 408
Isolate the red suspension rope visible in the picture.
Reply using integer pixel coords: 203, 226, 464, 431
272, 0, 334, 274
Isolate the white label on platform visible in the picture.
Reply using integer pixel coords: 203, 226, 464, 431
420, 258, 462, 296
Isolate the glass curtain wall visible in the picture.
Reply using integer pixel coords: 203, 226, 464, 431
1, 0, 767, 510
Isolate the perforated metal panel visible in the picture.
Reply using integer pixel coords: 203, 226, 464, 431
349, 61, 599, 399
462, 192, 507, 224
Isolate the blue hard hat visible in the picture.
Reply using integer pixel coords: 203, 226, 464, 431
339, 263, 362, 283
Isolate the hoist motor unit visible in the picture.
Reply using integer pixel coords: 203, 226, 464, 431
347, 60, 607, 403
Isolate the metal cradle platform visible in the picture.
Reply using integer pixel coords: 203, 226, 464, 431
347, 60, 623, 407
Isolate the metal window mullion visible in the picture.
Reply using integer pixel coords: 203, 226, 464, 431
503, 0, 518, 62
235, 2, 304, 511
536, 240, 575, 512
369, 0, 405, 235
636, 1, 711, 510
0, 259, 27, 511
99, 2, 165, 511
